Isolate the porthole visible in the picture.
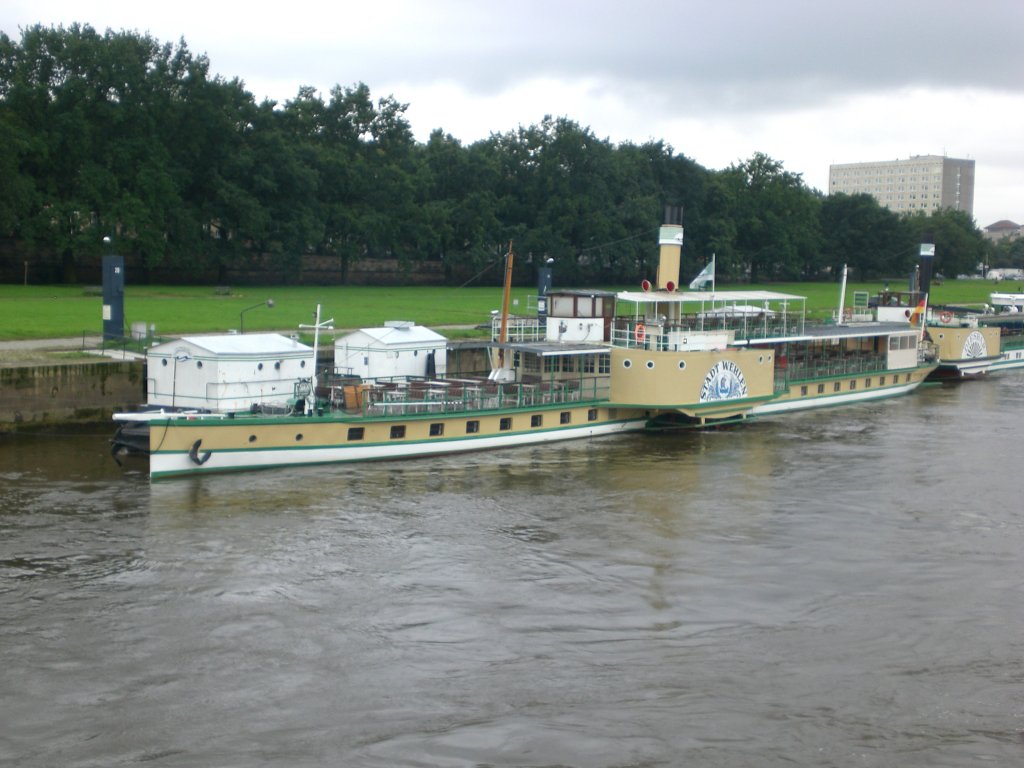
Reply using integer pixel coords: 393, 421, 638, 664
274, 361, 281, 370
161, 359, 168, 367
258, 362, 264, 371
196, 361, 203, 369
300, 360, 306, 368
758, 355, 764, 364
623, 359, 632, 369
248, 434, 257, 443
646, 360, 655, 369
677, 360, 686, 370
295, 433, 303, 442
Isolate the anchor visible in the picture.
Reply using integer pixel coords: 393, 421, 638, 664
188, 439, 212, 465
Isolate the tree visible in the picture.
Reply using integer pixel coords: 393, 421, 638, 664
819, 193, 913, 279
709, 153, 822, 282
903, 209, 987, 281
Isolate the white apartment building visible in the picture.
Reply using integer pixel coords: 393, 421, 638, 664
828, 155, 975, 216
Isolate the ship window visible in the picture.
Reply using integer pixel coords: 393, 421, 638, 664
258, 362, 264, 371
623, 359, 632, 369
196, 361, 203, 368
880, 376, 886, 385
348, 427, 364, 441
599, 355, 610, 374
466, 420, 480, 434
817, 384, 825, 394
588, 408, 598, 421
800, 386, 808, 396
295, 433, 303, 441
274, 361, 281, 370
390, 425, 406, 439
646, 360, 655, 369
531, 414, 543, 428
300, 360, 306, 368
865, 378, 872, 388
850, 380, 856, 390
500, 417, 512, 431
429, 423, 444, 436
833, 382, 841, 392
248, 434, 257, 442
161, 359, 168, 366
560, 411, 571, 424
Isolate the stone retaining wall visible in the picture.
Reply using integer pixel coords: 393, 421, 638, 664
0, 360, 145, 430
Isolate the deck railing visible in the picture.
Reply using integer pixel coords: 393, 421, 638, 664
780, 353, 888, 384
322, 375, 610, 417
611, 313, 805, 350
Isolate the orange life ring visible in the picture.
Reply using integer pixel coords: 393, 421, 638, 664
939, 311, 953, 324
635, 323, 646, 345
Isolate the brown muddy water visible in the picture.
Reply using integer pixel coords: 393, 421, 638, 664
1, 378, 1023, 767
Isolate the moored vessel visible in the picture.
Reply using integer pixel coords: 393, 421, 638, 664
116, 217, 938, 479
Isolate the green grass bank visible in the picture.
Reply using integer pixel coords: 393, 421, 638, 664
0, 279, 1009, 341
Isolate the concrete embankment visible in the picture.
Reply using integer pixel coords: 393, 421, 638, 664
0, 340, 144, 430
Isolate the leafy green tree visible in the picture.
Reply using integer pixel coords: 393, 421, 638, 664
903, 208, 987, 281
709, 153, 822, 282
819, 193, 913, 279
986, 234, 1024, 271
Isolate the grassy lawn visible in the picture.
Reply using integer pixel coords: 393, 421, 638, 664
0, 279, 1009, 341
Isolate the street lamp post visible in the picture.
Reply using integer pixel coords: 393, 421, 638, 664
240, 299, 274, 333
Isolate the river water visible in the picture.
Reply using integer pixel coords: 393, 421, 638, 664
2, 378, 1023, 767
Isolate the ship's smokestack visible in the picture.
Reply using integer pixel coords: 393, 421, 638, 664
918, 241, 935, 296
656, 205, 684, 291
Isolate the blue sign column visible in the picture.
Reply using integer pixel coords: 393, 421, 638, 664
102, 254, 125, 340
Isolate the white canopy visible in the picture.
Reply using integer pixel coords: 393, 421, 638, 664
616, 289, 804, 304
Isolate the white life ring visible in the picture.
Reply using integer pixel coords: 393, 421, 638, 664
939, 311, 953, 324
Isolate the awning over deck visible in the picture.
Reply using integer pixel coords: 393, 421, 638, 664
616, 289, 805, 304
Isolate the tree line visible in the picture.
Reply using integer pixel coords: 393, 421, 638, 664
0, 23, 1007, 287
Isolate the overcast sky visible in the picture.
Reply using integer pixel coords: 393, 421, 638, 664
5, 1, 1022, 227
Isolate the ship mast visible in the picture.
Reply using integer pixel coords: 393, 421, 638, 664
299, 304, 334, 415
490, 241, 515, 381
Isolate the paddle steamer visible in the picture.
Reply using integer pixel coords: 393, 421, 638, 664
115, 219, 937, 478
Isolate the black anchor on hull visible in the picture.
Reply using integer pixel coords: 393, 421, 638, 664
188, 439, 212, 465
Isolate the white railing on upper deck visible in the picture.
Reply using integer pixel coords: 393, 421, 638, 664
491, 316, 545, 342
610, 312, 805, 351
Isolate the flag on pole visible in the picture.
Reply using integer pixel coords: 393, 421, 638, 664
689, 256, 715, 290
908, 298, 926, 326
